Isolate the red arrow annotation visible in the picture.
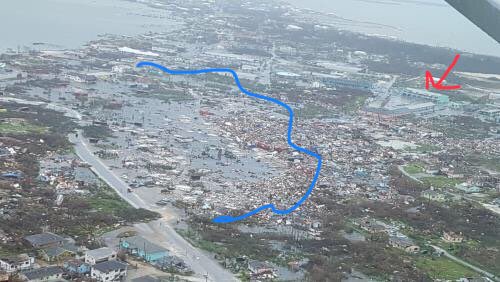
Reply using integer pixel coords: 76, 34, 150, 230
425, 54, 461, 91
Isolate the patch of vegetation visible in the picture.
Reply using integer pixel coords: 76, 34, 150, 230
177, 229, 228, 254
87, 184, 160, 223
0, 106, 75, 153
353, 199, 500, 247
0, 103, 76, 135
145, 90, 194, 103
422, 176, 461, 189
404, 164, 424, 174
414, 144, 441, 153
466, 155, 500, 172
427, 116, 493, 139
442, 241, 500, 275
0, 104, 75, 179
178, 225, 279, 263
0, 103, 159, 250
273, 87, 371, 117
0, 244, 29, 257
388, 166, 426, 196
271, 251, 308, 267
299, 217, 429, 281
296, 104, 336, 119
82, 125, 113, 139
237, 271, 251, 282
0, 119, 47, 135
447, 92, 486, 104
88, 190, 131, 214
177, 216, 297, 274
341, 94, 369, 113
416, 257, 478, 280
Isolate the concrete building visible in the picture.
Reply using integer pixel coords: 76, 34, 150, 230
396, 88, 450, 104
478, 108, 500, 123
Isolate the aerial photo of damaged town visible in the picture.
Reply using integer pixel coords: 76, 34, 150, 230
0, 0, 499, 281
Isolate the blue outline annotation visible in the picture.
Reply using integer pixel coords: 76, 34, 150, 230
136, 61, 323, 224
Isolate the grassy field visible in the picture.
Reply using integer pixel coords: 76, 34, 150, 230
467, 155, 500, 172
177, 229, 229, 254
422, 176, 462, 189
81, 125, 114, 139
404, 164, 425, 174
296, 104, 336, 119
88, 189, 131, 214
0, 119, 47, 134
428, 116, 493, 139
87, 184, 159, 222
405, 144, 441, 153
416, 257, 479, 280
415, 144, 441, 153
342, 94, 369, 113
0, 245, 29, 257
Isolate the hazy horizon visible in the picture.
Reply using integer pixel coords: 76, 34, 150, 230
284, 0, 500, 57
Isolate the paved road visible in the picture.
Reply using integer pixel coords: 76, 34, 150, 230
431, 245, 499, 281
397, 165, 423, 184
70, 131, 238, 282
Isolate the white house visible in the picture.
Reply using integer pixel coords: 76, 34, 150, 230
91, 260, 127, 282
85, 247, 117, 265
0, 254, 34, 272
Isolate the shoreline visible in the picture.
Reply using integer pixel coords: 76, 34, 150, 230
282, 0, 500, 57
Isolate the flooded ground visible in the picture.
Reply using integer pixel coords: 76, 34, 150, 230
18, 65, 282, 215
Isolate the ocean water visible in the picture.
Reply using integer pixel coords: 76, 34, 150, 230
284, 0, 500, 57
0, 0, 175, 52
2, 0, 498, 57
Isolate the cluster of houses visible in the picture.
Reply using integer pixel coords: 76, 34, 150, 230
4, 231, 200, 281
0, 230, 196, 281
119, 236, 190, 275
0, 232, 126, 281
354, 217, 420, 253
353, 217, 468, 255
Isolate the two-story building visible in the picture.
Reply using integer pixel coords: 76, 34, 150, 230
91, 260, 127, 282
0, 254, 34, 273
